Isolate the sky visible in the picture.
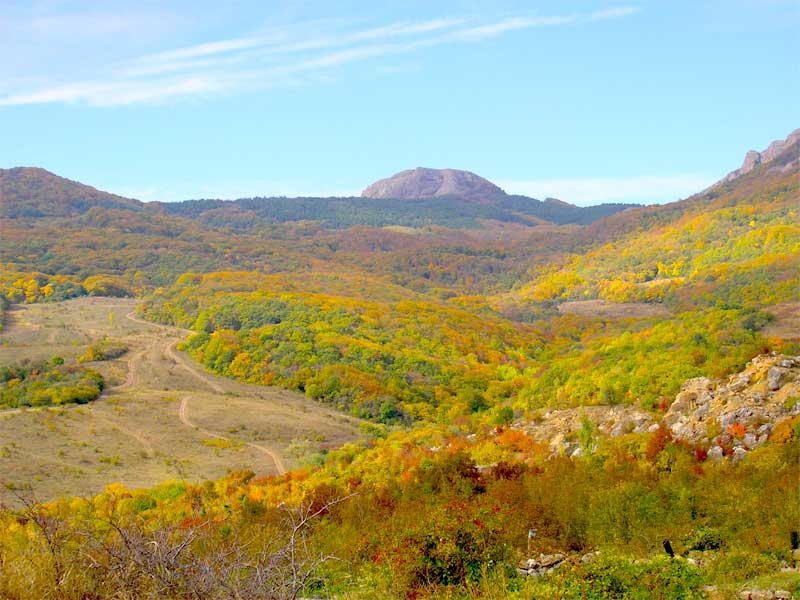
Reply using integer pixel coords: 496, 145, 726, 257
1, 0, 798, 206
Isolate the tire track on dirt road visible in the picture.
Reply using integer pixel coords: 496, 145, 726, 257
124, 310, 286, 475
178, 396, 286, 475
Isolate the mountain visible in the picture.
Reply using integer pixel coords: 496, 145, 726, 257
0, 167, 143, 218
0, 165, 635, 229
361, 167, 506, 202
719, 127, 800, 185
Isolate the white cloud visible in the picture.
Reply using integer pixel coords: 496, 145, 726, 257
0, 7, 641, 107
138, 37, 268, 64
497, 174, 717, 206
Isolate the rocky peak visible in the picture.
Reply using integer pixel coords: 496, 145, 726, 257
361, 167, 506, 202
721, 128, 800, 184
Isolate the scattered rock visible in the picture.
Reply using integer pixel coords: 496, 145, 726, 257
517, 552, 569, 577
540, 553, 565, 568
521, 354, 799, 466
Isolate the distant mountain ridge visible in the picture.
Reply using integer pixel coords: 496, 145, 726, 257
361, 167, 506, 202
1, 167, 636, 228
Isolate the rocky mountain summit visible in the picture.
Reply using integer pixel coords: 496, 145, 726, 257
720, 128, 800, 184
361, 167, 506, 202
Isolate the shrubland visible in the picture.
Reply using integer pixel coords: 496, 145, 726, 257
1, 416, 798, 598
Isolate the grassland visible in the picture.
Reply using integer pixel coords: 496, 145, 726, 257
0, 297, 363, 505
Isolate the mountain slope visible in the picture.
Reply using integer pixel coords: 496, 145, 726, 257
0, 167, 143, 218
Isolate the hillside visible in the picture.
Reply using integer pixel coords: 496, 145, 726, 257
1, 131, 799, 599
0, 167, 143, 218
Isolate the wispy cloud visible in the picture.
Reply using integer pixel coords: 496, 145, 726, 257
0, 7, 640, 108
497, 174, 716, 205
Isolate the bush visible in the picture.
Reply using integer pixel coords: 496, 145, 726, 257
526, 554, 705, 599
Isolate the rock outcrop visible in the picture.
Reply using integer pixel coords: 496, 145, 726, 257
361, 167, 506, 202
662, 354, 800, 454
522, 353, 799, 461
720, 128, 800, 184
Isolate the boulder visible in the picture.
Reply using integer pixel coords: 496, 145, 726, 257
768, 367, 789, 391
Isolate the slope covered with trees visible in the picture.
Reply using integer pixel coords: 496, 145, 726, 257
1, 134, 799, 598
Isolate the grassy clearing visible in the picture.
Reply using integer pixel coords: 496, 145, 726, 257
764, 302, 800, 340
557, 299, 671, 319
0, 297, 363, 506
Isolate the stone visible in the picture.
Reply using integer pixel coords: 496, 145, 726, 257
540, 553, 565, 567
648, 423, 660, 433
729, 374, 751, 392
732, 447, 747, 463
670, 391, 694, 413
774, 592, 791, 599
768, 367, 789, 391
740, 592, 752, 600
743, 433, 757, 448
707, 446, 724, 461
758, 423, 773, 437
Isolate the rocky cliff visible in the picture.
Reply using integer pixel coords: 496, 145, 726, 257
720, 128, 800, 184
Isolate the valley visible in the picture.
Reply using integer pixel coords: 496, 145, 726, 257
2, 4, 798, 595
0, 297, 362, 505
0, 131, 798, 599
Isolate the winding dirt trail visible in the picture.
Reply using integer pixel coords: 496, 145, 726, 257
178, 397, 286, 475
111, 339, 157, 391
164, 340, 226, 394
123, 310, 287, 475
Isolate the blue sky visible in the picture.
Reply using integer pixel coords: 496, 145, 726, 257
1, 0, 798, 205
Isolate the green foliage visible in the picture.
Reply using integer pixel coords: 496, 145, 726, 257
77, 341, 128, 363
527, 554, 705, 599
141, 272, 541, 423
0, 360, 104, 408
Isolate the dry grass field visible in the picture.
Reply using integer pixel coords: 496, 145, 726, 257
0, 297, 363, 506
763, 302, 800, 340
557, 299, 671, 319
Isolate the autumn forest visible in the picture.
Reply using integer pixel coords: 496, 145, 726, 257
0, 131, 799, 599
